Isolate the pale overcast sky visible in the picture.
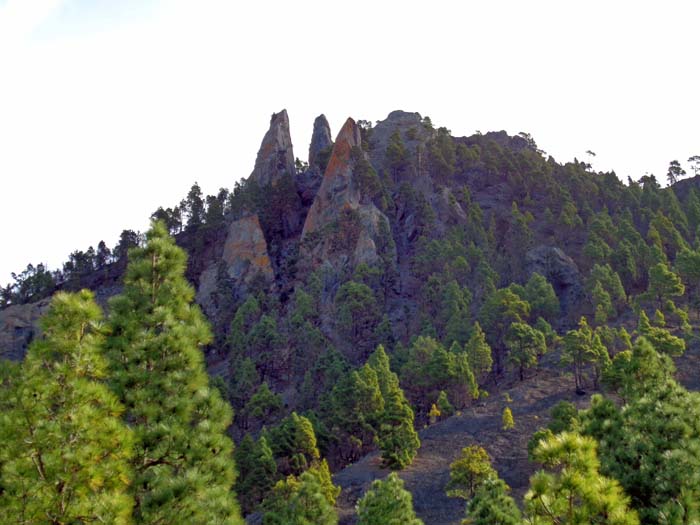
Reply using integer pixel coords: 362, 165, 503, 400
0, 0, 698, 284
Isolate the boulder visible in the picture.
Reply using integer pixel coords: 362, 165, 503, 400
525, 245, 585, 321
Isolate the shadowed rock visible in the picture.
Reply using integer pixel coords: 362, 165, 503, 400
308, 114, 333, 169
525, 245, 585, 323
0, 299, 50, 361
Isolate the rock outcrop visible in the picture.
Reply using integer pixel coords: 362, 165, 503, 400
301, 118, 395, 273
303, 118, 363, 234
248, 109, 303, 237
525, 245, 585, 322
249, 110, 296, 188
308, 114, 333, 169
196, 214, 274, 317
0, 299, 50, 361
368, 110, 425, 180
296, 115, 332, 206
222, 214, 274, 282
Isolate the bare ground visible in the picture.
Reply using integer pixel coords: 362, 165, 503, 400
333, 341, 700, 525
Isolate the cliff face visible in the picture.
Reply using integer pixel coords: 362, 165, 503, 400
0, 300, 50, 361
301, 118, 395, 274
308, 114, 333, 170
196, 214, 274, 319
302, 118, 363, 233
249, 110, 296, 188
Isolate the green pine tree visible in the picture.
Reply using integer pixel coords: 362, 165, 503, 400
236, 434, 278, 514
446, 445, 495, 500
466, 477, 521, 525
0, 291, 134, 524
505, 322, 545, 381
437, 390, 454, 417
356, 472, 424, 525
502, 406, 515, 430
262, 467, 339, 525
524, 431, 639, 525
104, 221, 242, 524
267, 412, 320, 476
465, 322, 493, 382
378, 388, 420, 469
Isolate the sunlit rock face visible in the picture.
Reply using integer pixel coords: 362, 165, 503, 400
249, 109, 296, 188
196, 214, 273, 317
301, 117, 395, 273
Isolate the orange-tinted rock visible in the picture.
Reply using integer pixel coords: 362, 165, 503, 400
302, 118, 362, 238
250, 109, 296, 187
222, 214, 274, 282
301, 118, 396, 272
195, 214, 274, 317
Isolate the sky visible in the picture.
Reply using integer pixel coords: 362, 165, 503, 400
0, 0, 699, 284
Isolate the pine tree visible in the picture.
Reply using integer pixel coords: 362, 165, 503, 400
327, 363, 384, 462
428, 403, 441, 424
243, 381, 283, 427
466, 477, 521, 525
367, 344, 400, 397
437, 390, 454, 417
561, 317, 609, 393
378, 387, 420, 469
478, 288, 530, 375
104, 221, 242, 524
636, 310, 686, 357
236, 435, 278, 514
230, 356, 260, 410
445, 445, 495, 500
465, 322, 493, 382
592, 280, 615, 325
586, 383, 700, 524
523, 272, 560, 321
356, 472, 424, 525
262, 467, 339, 525
502, 406, 515, 430
524, 431, 639, 525
505, 322, 545, 381
0, 291, 134, 524
267, 412, 320, 476
646, 261, 684, 309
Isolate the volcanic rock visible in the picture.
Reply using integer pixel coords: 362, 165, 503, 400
249, 110, 296, 187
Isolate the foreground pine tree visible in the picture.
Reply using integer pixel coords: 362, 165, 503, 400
0, 290, 134, 524
105, 221, 242, 524
525, 431, 639, 525
356, 473, 423, 525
